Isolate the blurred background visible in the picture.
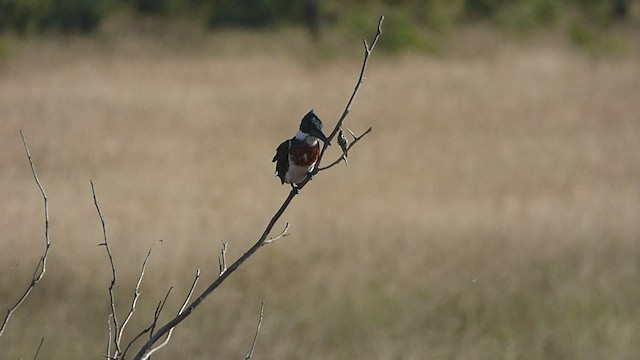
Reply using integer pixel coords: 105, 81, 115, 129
1, 1, 640, 359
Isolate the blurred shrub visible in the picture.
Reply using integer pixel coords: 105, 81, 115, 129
206, 0, 306, 28
0, 0, 47, 33
0, 0, 633, 54
0, 33, 14, 59
40, 0, 110, 33
496, 0, 560, 32
0, 0, 111, 34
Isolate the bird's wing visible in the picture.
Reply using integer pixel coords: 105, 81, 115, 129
273, 140, 290, 184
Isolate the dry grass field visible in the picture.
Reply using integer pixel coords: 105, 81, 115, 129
1, 26, 640, 359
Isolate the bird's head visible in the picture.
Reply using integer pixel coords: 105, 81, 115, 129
299, 109, 331, 146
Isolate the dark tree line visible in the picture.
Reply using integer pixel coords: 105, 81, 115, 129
0, 0, 632, 36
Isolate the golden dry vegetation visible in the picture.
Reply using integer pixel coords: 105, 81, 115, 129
1, 27, 640, 359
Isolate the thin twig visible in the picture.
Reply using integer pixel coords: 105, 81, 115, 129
106, 314, 113, 359
118, 240, 162, 350
33, 336, 44, 360
142, 269, 200, 359
132, 16, 384, 360
179, 269, 201, 315
0, 131, 51, 338
122, 268, 199, 359
245, 302, 265, 360
91, 180, 121, 357
263, 223, 290, 245
121, 300, 163, 359
150, 287, 173, 338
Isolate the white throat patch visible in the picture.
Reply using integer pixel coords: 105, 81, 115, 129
294, 130, 319, 146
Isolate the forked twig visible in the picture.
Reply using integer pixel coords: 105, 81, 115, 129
132, 16, 384, 360
0, 131, 51, 338
118, 240, 162, 349
141, 269, 200, 359
263, 223, 290, 245
245, 302, 265, 360
150, 287, 173, 338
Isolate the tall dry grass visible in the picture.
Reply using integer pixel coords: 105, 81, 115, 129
1, 28, 640, 359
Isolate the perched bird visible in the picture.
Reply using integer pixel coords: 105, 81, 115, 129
337, 128, 349, 166
273, 110, 331, 189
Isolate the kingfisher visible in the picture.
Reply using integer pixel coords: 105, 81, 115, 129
273, 110, 331, 189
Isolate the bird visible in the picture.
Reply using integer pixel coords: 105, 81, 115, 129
273, 110, 331, 190
337, 128, 349, 166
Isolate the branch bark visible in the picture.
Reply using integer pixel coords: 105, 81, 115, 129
0, 131, 51, 338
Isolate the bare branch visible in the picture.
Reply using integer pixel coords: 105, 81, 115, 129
118, 240, 162, 350
179, 269, 200, 315
134, 188, 299, 360
122, 266, 200, 358
136, 269, 199, 359
315, 15, 384, 167
263, 223, 290, 245
91, 180, 121, 357
150, 287, 173, 338
105, 314, 113, 359
121, 285, 173, 359
298, 15, 383, 190
132, 17, 384, 360
0, 131, 51, 338
245, 302, 265, 360
33, 336, 45, 360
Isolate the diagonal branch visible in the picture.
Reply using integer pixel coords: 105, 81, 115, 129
314, 15, 384, 172
132, 16, 384, 360
33, 336, 45, 360
91, 180, 121, 357
0, 131, 51, 338
133, 189, 299, 360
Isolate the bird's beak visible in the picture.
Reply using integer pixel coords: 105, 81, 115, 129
310, 129, 331, 146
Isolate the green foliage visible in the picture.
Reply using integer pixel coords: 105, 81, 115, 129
0, 0, 110, 34
206, 0, 306, 28
0, 0, 48, 33
497, 0, 561, 32
379, 7, 432, 52
0, 0, 633, 56
422, 0, 465, 33
0, 33, 14, 60
464, 0, 511, 17
40, 0, 110, 33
